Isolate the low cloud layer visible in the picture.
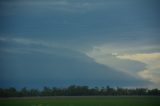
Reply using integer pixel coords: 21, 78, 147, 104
0, 37, 151, 88
86, 44, 160, 88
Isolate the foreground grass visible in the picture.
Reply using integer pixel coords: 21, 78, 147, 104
0, 96, 160, 106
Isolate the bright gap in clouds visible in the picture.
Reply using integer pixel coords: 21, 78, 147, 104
85, 45, 160, 88
117, 53, 160, 63
117, 53, 160, 87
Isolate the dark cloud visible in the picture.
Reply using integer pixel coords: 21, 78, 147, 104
0, 0, 159, 88
0, 44, 150, 88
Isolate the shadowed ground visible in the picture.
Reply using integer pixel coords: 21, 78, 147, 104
0, 96, 160, 106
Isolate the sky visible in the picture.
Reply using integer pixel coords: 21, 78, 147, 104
0, 0, 160, 89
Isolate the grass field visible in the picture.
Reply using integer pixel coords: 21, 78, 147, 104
0, 96, 160, 106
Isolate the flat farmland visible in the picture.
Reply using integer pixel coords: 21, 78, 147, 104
0, 96, 160, 106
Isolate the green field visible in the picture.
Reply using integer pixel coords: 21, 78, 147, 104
0, 96, 160, 106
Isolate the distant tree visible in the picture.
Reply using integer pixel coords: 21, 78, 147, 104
29, 88, 40, 96
19, 87, 29, 97
148, 89, 160, 96
0, 86, 160, 97
42, 86, 52, 96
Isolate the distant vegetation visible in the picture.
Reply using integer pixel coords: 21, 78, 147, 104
0, 85, 160, 97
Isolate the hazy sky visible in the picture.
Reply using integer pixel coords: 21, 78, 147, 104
0, 0, 160, 88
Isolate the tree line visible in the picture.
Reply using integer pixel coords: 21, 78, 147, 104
0, 85, 160, 97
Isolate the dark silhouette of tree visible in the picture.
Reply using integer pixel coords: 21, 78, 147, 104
41, 86, 52, 96
0, 85, 160, 97
19, 87, 29, 97
29, 88, 40, 96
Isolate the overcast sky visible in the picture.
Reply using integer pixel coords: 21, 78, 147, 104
0, 0, 160, 88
